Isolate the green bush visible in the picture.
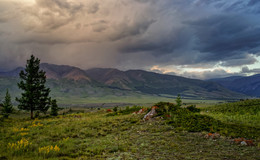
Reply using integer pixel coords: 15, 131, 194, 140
154, 102, 179, 116
167, 110, 219, 132
186, 105, 200, 113
113, 106, 118, 112
106, 106, 143, 116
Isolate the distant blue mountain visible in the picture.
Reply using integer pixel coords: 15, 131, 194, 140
209, 75, 260, 97
0, 67, 24, 77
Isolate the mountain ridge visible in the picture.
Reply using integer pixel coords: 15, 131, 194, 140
0, 63, 248, 100
85, 68, 246, 99
209, 74, 260, 97
40, 63, 91, 81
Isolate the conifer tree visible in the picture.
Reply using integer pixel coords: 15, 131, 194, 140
50, 99, 59, 116
16, 55, 51, 119
175, 94, 182, 107
2, 89, 13, 118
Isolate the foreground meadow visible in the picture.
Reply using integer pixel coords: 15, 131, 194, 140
0, 100, 260, 159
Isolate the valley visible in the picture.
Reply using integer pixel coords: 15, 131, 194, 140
0, 63, 250, 107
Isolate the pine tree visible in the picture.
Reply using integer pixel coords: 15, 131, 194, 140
50, 99, 59, 116
175, 94, 182, 107
16, 55, 51, 119
2, 89, 13, 118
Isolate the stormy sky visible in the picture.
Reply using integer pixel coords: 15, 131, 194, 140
0, 0, 260, 79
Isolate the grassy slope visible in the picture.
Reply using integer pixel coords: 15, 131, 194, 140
201, 99, 260, 128
0, 106, 259, 160
0, 77, 226, 106
0, 77, 163, 105
0, 74, 247, 106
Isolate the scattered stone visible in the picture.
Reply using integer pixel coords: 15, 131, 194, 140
241, 141, 247, 146
143, 106, 158, 121
233, 138, 255, 146
205, 133, 220, 139
234, 138, 246, 144
73, 115, 81, 118
133, 108, 146, 114
137, 108, 145, 114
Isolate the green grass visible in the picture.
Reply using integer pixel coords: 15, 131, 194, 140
1, 103, 260, 160
0, 77, 228, 106
53, 95, 224, 106
202, 112, 260, 128
202, 99, 260, 128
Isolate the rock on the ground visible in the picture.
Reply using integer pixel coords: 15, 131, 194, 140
143, 106, 158, 121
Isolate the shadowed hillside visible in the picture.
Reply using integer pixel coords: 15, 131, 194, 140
210, 75, 260, 97
86, 68, 246, 99
0, 64, 247, 102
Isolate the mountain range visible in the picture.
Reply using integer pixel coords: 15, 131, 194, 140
0, 63, 251, 104
84, 68, 246, 99
209, 75, 260, 97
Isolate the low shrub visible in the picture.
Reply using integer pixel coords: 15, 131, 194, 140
113, 106, 118, 112
167, 108, 218, 132
154, 102, 180, 116
106, 106, 143, 116
186, 105, 200, 113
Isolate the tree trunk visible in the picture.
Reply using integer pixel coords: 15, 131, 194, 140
31, 110, 34, 119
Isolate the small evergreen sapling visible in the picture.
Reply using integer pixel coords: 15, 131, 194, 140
175, 94, 182, 107
2, 89, 13, 118
113, 106, 118, 112
50, 99, 59, 116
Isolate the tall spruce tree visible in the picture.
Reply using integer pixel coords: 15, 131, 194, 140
16, 55, 51, 119
2, 89, 13, 118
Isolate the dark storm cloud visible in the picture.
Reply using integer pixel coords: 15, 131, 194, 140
0, 16, 8, 23
193, 0, 260, 13
87, 2, 99, 14
241, 66, 260, 74
248, 0, 260, 6
220, 54, 257, 67
118, 1, 260, 67
109, 18, 156, 41
119, 27, 189, 54
188, 14, 260, 59
1, 0, 260, 79
24, 0, 84, 31
181, 69, 245, 80
35, 0, 83, 15
90, 20, 108, 32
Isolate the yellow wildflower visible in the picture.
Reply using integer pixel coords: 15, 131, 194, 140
54, 145, 60, 152
20, 132, 29, 136
38, 145, 60, 154
7, 138, 31, 152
